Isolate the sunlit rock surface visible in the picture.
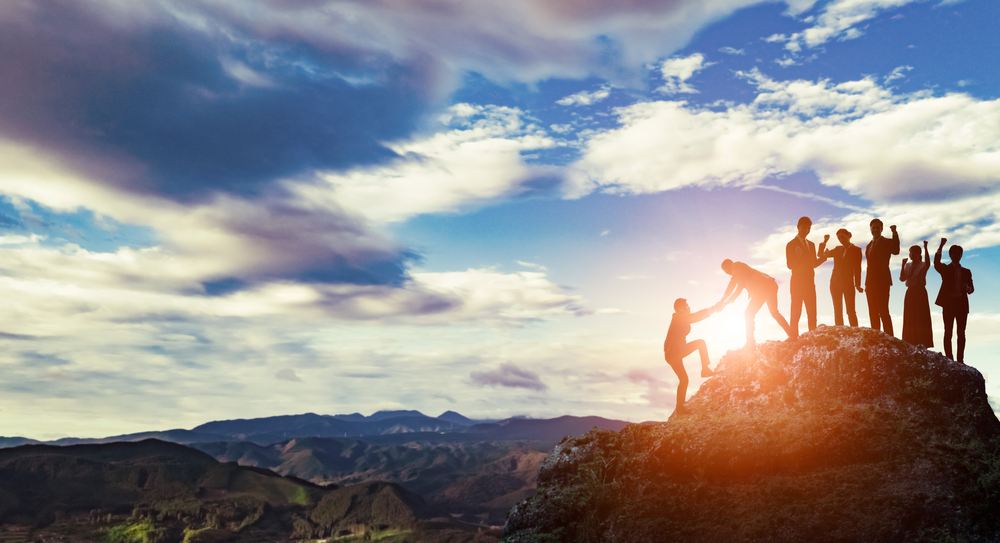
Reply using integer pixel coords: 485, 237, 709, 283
502, 326, 1000, 543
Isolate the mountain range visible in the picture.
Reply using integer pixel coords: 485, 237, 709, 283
1, 410, 633, 448
0, 410, 635, 528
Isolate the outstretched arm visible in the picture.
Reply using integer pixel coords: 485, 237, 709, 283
720, 276, 741, 305
687, 305, 717, 323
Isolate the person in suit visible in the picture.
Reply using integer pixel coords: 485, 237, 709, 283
865, 218, 900, 335
719, 259, 793, 349
934, 238, 974, 363
900, 241, 934, 348
823, 228, 864, 326
664, 298, 723, 414
786, 216, 828, 338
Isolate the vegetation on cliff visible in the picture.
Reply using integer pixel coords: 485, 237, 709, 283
502, 327, 1000, 543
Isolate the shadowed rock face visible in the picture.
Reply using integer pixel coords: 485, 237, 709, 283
502, 327, 1000, 543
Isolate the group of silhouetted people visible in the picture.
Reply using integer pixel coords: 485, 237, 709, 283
664, 216, 975, 414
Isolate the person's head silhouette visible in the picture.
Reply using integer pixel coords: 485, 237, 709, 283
909, 245, 922, 261
673, 298, 690, 313
950, 245, 964, 264
870, 218, 883, 238
797, 216, 811, 237
836, 228, 852, 245
721, 259, 734, 275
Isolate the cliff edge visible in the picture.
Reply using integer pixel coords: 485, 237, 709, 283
502, 326, 1000, 543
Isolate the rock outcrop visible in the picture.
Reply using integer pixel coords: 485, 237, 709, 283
502, 326, 1000, 543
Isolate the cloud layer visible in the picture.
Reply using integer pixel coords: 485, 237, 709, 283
567, 69, 1000, 206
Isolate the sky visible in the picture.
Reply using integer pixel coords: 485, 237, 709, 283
1, 0, 999, 439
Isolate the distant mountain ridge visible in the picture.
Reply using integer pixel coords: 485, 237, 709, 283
1, 410, 632, 448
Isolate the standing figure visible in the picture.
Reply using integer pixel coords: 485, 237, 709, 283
785, 216, 828, 337
865, 219, 900, 335
934, 238, 974, 363
900, 241, 934, 348
664, 298, 723, 414
824, 228, 864, 326
719, 259, 793, 349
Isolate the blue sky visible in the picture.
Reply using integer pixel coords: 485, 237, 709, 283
1, 0, 999, 439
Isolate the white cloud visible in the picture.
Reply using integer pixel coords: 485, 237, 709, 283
883, 65, 913, 84
779, 0, 926, 53
557, 86, 612, 106
302, 104, 558, 224
657, 53, 714, 95
719, 46, 746, 55
566, 69, 1000, 207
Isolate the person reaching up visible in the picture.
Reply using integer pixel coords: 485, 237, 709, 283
865, 218, 900, 335
934, 238, 974, 363
900, 241, 933, 348
664, 298, 723, 415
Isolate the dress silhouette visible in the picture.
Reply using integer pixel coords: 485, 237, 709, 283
934, 238, 974, 363
664, 298, 721, 414
719, 259, 793, 349
824, 228, 863, 326
785, 216, 828, 338
900, 241, 933, 348
865, 219, 900, 335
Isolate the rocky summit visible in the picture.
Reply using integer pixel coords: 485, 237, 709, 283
502, 326, 1000, 543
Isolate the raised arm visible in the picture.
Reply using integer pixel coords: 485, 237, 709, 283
899, 257, 909, 282
923, 240, 930, 270
814, 234, 830, 268
889, 225, 900, 255
934, 238, 947, 273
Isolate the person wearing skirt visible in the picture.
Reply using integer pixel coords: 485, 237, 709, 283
900, 240, 934, 348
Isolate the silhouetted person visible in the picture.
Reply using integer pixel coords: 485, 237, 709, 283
934, 238, 974, 363
900, 241, 933, 348
719, 259, 793, 349
865, 218, 899, 335
824, 228, 863, 326
664, 298, 723, 414
786, 216, 828, 337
